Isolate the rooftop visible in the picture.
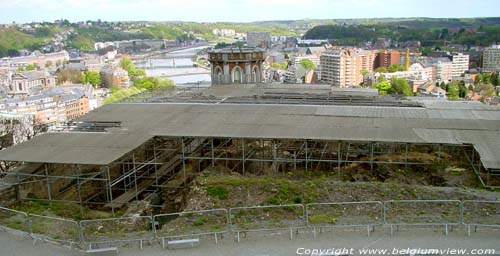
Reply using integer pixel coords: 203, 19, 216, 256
0, 97, 500, 168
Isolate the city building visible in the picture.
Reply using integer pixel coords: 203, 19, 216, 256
451, 53, 470, 78
100, 65, 130, 88
0, 51, 69, 68
208, 47, 265, 85
375, 50, 400, 69
320, 48, 376, 87
483, 45, 500, 72
6, 71, 56, 96
433, 58, 453, 82
247, 32, 271, 48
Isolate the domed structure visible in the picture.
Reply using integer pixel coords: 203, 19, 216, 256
208, 47, 265, 85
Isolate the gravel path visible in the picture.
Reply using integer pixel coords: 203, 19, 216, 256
1, 227, 499, 256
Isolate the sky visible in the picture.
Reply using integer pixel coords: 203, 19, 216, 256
0, 0, 499, 24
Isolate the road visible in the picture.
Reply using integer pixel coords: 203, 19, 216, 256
1, 227, 499, 256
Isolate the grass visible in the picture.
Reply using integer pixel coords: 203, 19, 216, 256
206, 186, 229, 200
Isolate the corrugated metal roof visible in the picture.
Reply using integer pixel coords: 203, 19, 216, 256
1, 102, 500, 168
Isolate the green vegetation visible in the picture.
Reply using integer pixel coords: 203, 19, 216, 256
13, 200, 87, 220
299, 58, 316, 70
206, 186, 229, 200
103, 87, 146, 104
304, 19, 500, 46
56, 69, 85, 84
0, 27, 57, 57
133, 76, 174, 90
375, 80, 392, 95
83, 71, 101, 87
119, 56, 146, 77
375, 77, 412, 96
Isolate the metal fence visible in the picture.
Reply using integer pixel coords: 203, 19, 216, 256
306, 201, 383, 236
154, 209, 229, 248
229, 204, 305, 242
0, 199, 499, 249
462, 200, 500, 236
29, 214, 80, 247
0, 206, 30, 235
80, 216, 154, 249
384, 200, 462, 235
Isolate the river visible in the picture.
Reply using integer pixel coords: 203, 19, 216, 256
136, 45, 213, 84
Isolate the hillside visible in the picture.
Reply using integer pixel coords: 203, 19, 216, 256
304, 22, 500, 46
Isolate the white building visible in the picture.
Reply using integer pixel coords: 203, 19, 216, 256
451, 53, 469, 78
483, 45, 500, 72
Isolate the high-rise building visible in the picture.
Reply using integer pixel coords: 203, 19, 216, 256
375, 50, 400, 69
483, 45, 500, 72
320, 48, 376, 87
451, 53, 469, 78
433, 58, 453, 82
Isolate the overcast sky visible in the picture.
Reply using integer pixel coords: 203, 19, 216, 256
0, 0, 499, 23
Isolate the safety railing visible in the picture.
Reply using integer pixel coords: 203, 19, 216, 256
462, 200, 500, 236
80, 216, 154, 249
154, 209, 229, 248
29, 214, 81, 248
384, 200, 462, 235
1, 199, 499, 248
228, 204, 305, 242
0, 206, 30, 236
306, 201, 383, 237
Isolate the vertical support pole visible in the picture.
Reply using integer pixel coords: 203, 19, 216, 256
405, 143, 409, 170
77, 165, 84, 217
181, 138, 187, 188
438, 144, 442, 163
305, 140, 308, 173
153, 143, 159, 189
106, 166, 115, 217
337, 142, 342, 176
211, 138, 215, 167
133, 152, 138, 201
242, 138, 246, 176
44, 164, 52, 200
370, 143, 374, 172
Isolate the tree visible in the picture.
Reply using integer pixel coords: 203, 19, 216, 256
375, 67, 388, 73
56, 69, 85, 84
439, 82, 448, 91
0, 116, 47, 175
25, 63, 38, 71
361, 69, 370, 76
45, 61, 53, 68
458, 81, 467, 98
483, 73, 492, 84
388, 64, 405, 73
299, 58, 316, 70
271, 63, 281, 69
391, 77, 412, 96
119, 56, 134, 72
281, 62, 288, 70
375, 80, 391, 95
447, 81, 460, 100
491, 72, 499, 86
84, 71, 101, 87
474, 74, 483, 85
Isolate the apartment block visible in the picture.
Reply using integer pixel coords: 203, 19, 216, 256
451, 53, 469, 78
320, 48, 375, 87
483, 45, 500, 72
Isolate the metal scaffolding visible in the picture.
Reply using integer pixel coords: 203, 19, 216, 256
2, 134, 493, 218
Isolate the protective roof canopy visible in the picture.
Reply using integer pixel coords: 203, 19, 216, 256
1, 102, 500, 168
